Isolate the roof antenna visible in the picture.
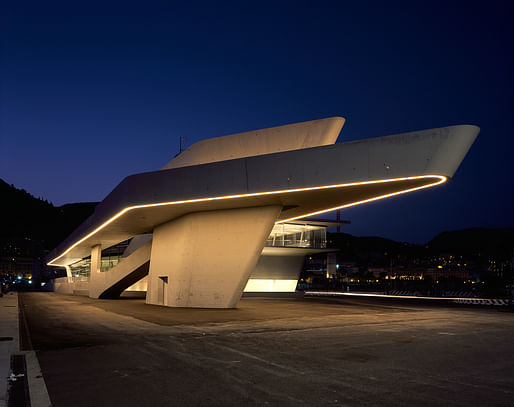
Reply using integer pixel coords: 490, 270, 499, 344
179, 136, 188, 154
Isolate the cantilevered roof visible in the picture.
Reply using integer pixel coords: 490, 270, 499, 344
47, 122, 478, 267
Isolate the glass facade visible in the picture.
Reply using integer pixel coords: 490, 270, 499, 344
265, 223, 326, 249
69, 257, 90, 278
67, 225, 327, 280
68, 240, 129, 279
100, 242, 128, 272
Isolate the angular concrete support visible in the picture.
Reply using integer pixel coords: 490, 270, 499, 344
146, 205, 282, 308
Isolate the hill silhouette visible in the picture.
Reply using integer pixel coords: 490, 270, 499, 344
427, 227, 514, 260
327, 226, 514, 267
0, 178, 97, 252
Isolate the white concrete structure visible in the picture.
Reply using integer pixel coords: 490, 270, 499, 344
146, 206, 281, 308
48, 117, 479, 308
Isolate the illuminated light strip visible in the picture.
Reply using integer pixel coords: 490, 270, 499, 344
304, 291, 497, 302
47, 175, 446, 266
277, 175, 446, 223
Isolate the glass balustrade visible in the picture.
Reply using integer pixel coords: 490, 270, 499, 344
265, 224, 327, 249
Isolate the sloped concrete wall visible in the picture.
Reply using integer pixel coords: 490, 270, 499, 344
146, 205, 281, 308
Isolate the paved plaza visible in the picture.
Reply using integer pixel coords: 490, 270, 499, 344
13, 292, 514, 406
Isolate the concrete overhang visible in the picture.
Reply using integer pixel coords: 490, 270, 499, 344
47, 124, 478, 267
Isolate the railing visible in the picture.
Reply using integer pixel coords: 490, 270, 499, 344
265, 234, 326, 249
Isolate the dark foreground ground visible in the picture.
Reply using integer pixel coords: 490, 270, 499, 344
19, 292, 514, 407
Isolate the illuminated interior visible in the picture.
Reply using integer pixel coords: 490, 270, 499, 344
266, 223, 327, 248
243, 279, 299, 293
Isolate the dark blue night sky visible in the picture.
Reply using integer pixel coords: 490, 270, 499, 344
1, 1, 513, 243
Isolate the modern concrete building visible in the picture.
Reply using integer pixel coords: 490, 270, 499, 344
48, 117, 479, 308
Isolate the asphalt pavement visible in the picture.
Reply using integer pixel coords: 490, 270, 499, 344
18, 292, 514, 407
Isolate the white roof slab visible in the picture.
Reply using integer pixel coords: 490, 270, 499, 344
48, 121, 478, 266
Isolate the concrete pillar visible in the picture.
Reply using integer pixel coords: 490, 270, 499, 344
89, 245, 102, 297
146, 205, 282, 308
64, 265, 72, 283
327, 252, 337, 278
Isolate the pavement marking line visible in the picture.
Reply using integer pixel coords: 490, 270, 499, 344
24, 351, 52, 407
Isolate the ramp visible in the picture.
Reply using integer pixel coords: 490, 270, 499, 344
89, 240, 151, 299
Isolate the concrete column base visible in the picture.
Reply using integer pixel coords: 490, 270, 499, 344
146, 205, 281, 308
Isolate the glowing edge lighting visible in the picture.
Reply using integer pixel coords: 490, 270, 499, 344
47, 175, 446, 266
304, 291, 491, 302
276, 175, 446, 223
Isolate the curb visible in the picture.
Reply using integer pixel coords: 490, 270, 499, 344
5, 294, 53, 407
24, 351, 52, 407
